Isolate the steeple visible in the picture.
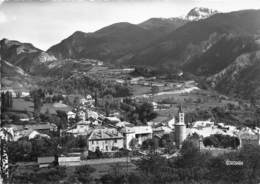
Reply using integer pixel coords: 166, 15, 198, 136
178, 105, 185, 125
178, 105, 183, 113
175, 105, 186, 149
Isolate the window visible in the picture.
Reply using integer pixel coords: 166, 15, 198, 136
92, 140, 94, 144
114, 139, 117, 143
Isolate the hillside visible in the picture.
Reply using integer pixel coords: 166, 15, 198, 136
207, 50, 260, 100
47, 22, 158, 61
139, 18, 188, 35
1, 60, 36, 90
3, 9, 260, 100
47, 7, 218, 62
124, 10, 260, 69
0, 39, 56, 74
183, 35, 259, 76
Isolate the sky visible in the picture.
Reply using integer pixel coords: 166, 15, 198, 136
0, 0, 259, 50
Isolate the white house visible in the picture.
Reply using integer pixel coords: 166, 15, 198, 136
87, 110, 99, 120
168, 117, 175, 129
238, 127, 260, 147
87, 128, 124, 152
77, 111, 86, 121
66, 121, 91, 136
121, 126, 153, 149
67, 111, 76, 120
192, 120, 214, 128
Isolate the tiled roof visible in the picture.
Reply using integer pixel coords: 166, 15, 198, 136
88, 128, 123, 140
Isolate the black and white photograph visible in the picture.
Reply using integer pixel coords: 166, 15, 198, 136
0, 0, 260, 183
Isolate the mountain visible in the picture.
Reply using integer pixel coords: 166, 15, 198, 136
47, 22, 158, 61
207, 50, 260, 99
0, 60, 35, 90
139, 18, 188, 35
0, 39, 56, 74
124, 10, 260, 70
183, 35, 259, 76
186, 7, 219, 21
3, 8, 260, 100
46, 7, 220, 62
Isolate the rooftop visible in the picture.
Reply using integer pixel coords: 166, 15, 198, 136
88, 128, 123, 140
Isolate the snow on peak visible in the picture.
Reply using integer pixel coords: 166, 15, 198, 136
186, 7, 219, 21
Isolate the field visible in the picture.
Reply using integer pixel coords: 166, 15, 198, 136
64, 161, 137, 180
12, 98, 72, 114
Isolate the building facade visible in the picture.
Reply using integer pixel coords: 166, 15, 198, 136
87, 128, 124, 152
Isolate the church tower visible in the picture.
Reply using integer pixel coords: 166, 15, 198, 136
175, 105, 186, 149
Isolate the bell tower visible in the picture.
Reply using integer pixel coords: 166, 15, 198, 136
175, 105, 186, 149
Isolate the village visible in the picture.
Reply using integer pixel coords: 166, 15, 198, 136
1, 69, 260, 183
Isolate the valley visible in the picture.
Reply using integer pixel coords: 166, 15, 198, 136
1, 5, 260, 184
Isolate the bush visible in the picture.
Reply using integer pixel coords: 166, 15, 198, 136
203, 134, 240, 149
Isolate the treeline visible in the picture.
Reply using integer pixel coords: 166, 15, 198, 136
185, 105, 260, 128
7, 137, 59, 163
203, 134, 240, 149
48, 75, 132, 98
8, 139, 260, 184
100, 140, 260, 184
1, 91, 13, 112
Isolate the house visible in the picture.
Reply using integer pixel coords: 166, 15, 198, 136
37, 156, 56, 168
66, 121, 91, 136
58, 156, 81, 166
67, 111, 76, 120
192, 120, 214, 128
28, 130, 50, 140
87, 110, 99, 120
121, 126, 153, 149
21, 91, 30, 97
80, 98, 88, 105
86, 95, 92, 100
25, 123, 57, 134
115, 121, 132, 128
77, 111, 86, 121
153, 126, 173, 136
238, 128, 260, 147
87, 128, 124, 152
168, 117, 175, 129
105, 117, 121, 123
80, 96, 95, 106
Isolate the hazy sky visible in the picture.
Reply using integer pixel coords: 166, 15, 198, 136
0, 0, 259, 50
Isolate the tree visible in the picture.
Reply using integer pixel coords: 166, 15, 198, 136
31, 89, 45, 119
0, 128, 13, 183
1, 91, 13, 112
56, 110, 68, 129
239, 144, 260, 183
67, 165, 95, 184
151, 86, 159, 96
103, 94, 113, 117
141, 138, 159, 153
11, 166, 66, 184
137, 102, 157, 124
129, 138, 138, 151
